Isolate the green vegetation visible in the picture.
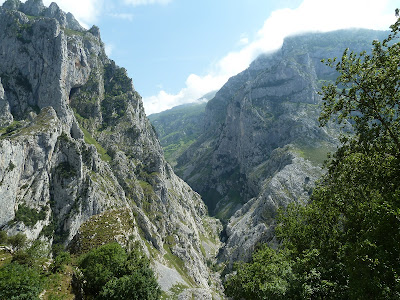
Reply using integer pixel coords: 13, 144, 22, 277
16, 22, 33, 44
0, 232, 46, 299
0, 262, 44, 299
104, 62, 133, 97
81, 126, 111, 162
161, 283, 190, 300
0, 230, 160, 300
139, 180, 155, 200
225, 15, 400, 299
293, 143, 336, 165
74, 113, 112, 162
77, 243, 161, 299
71, 209, 133, 254
51, 251, 71, 273
225, 245, 293, 299
69, 69, 101, 120
0, 120, 23, 138
162, 138, 196, 165
62, 28, 85, 37
163, 244, 195, 286
148, 102, 207, 165
8, 233, 27, 252
100, 62, 132, 127
55, 162, 77, 179
4, 107, 57, 138
14, 204, 47, 227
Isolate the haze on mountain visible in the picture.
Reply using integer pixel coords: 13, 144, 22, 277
0, 0, 399, 299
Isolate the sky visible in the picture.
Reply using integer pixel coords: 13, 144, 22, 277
1, 0, 398, 115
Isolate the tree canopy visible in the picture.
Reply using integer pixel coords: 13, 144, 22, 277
77, 242, 161, 300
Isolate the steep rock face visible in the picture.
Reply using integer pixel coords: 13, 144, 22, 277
175, 29, 387, 266
0, 1, 222, 296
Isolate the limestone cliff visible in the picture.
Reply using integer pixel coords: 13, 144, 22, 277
174, 29, 388, 266
0, 0, 222, 297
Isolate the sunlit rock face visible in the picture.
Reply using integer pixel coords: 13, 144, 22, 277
174, 29, 387, 266
0, 1, 222, 296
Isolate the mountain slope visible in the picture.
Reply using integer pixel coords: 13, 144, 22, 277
148, 91, 215, 166
0, 1, 222, 297
171, 29, 388, 265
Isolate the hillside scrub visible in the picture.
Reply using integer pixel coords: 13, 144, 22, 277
76, 242, 161, 299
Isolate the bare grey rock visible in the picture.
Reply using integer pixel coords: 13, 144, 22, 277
174, 29, 388, 268
0, 2, 222, 297
66, 12, 85, 31
220, 153, 323, 266
178, 289, 214, 300
44, 2, 67, 28
2, 0, 21, 11
0, 79, 13, 127
20, 0, 45, 16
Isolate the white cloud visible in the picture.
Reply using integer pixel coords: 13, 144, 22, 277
104, 43, 114, 56
238, 34, 249, 46
144, 74, 227, 115
109, 12, 134, 21
143, 0, 398, 115
42, 0, 104, 28
123, 0, 172, 6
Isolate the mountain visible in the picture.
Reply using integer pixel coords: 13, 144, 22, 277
159, 29, 388, 265
0, 1, 222, 298
148, 91, 215, 166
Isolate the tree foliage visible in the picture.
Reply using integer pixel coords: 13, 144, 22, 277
225, 15, 400, 299
0, 262, 43, 300
225, 245, 294, 299
8, 232, 27, 251
77, 243, 161, 299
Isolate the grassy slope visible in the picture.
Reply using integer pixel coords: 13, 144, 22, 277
148, 102, 207, 166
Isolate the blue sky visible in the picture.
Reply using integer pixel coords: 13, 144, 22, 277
1, 0, 398, 114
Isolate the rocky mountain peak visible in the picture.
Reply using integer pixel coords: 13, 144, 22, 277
0, 1, 222, 297
20, 0, 45, 16
2, 0, 85, 32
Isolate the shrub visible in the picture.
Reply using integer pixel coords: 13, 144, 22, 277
0, 262, 43, 299
14, 204, 47, 227
12, 240, 47, 267
52, 251, 71, 273
77, 243, 161, 299
0, 230, 8, 245
8, 233, 27, 251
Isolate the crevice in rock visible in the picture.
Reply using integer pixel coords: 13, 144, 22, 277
69, 87, 80, 101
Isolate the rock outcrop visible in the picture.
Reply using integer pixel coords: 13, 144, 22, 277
0, 0, 222, 297
173, 29, 388, 266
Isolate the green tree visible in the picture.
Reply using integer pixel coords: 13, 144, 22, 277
12, 240, 48, 267
225, 245, 294, 299
0, 230, 8, 245
0, 262, 43, 299
285, 14, 400, 298
8, 233, 27, 251
51, 251, 71, 273
77, 243, 161, 299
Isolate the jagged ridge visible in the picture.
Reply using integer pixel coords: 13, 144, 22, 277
167, 29, 388, 266
0, 1, 222, 297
